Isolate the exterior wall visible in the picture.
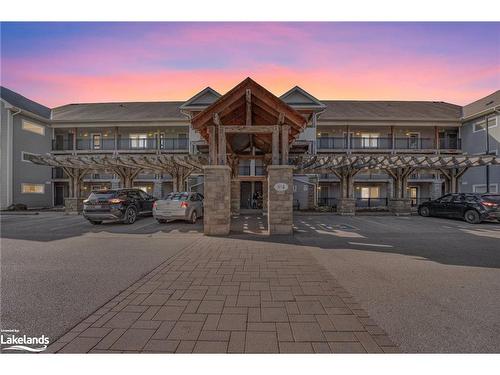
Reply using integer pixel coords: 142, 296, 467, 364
460, 113, 500, 193
11, 114, 53, 208
0, 101, 12, 209
292, 176, 315, 210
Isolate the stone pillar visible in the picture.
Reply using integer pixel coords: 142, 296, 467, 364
388, 198, 411, 216
337, 198, 356, 216
64, 197, 84, 214
230, 179, 240, 215
153, 180, 163, 198
430, 180, 442, 199
262, 178, 268, 211
267, 165, 293, 235
203, 165, 231, 236
111, 179, 121, 190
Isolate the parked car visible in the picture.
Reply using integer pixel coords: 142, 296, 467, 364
153, 192, 203, 224
418, 193, 500, 224
83, 188, 156, 225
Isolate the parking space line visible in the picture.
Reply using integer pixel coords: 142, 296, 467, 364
348, 242, 393, 248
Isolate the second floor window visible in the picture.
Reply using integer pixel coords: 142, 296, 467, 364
361, 133, 380, 148
473, 116, 497, 132
130, 134, 148, 149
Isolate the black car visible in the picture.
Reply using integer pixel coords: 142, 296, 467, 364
83, 188, 156, 225
418, 193, 500, 224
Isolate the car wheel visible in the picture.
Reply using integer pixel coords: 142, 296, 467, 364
190, 211, 197, 224
89, 220, 102, 225
123, 207, 137, 224
464, 210, 480, 224
419, 206, 430, 217
157, 219, 167, 224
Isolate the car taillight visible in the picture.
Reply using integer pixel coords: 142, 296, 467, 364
482, 201, 497, 208
180, 201, 188, 208
108, 198, 123, 204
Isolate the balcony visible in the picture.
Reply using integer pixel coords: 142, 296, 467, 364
52, 137, 189, 152
317, 137, 461, 151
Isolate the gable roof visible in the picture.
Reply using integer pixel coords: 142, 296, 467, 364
319, 100, 462, 121
191, 77, 308, 153
280, 86, 326, 109
462, 90, 500, 120
180, 87, 221, 110
52, 101, 186, 122
0, 86, 51, 119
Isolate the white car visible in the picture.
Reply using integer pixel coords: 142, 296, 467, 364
153, 192, 203, 224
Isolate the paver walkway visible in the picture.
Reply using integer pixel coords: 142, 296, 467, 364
46, 236, 399, 353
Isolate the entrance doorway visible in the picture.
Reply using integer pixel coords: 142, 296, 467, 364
240, 181, 263, 209
54, 184, 65, 206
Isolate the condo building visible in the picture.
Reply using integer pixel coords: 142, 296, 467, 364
1, 84, 499, 211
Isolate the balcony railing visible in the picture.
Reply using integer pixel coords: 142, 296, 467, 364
52, 138, 73, 151
77, 138, 116, 150
52, 137, 189, 151
317, 197, 338, 208
317, 137, 461, 150
160, 138, 189, 151
355, 197, 388, 208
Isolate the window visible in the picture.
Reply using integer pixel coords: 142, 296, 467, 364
473, 184, 498, 194
91, 134, 101, 150
21, 183, 45, 194
408, 133, 420, 149
439, 194, 453, 203
473, 116, 497, 132
360, 186, 380, 198
361, 133, 380, 148
22, 120, 45, 136
130, 134, 148, 149
21, 151, 36, 162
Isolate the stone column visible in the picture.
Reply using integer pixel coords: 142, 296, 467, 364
230, 179, 240, 215
430, 180, 442, 200
64, 197, 84, 214
337, 198, 356, 215
203, 165, 231, 236
153, 180, 163, 198
267, 165, 293, 235
388, 198, 412, 216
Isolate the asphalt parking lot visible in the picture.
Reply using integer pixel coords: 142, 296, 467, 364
1, 212, 499, 352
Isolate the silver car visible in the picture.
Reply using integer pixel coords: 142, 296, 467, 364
153, 192, 203, 224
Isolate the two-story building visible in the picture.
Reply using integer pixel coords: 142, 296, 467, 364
1, 84, 498, 211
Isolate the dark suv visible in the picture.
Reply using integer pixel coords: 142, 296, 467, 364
418, 193, 500, 224
83, 189, 156, 225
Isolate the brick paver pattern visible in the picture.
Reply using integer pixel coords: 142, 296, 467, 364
47, 237, 399, 353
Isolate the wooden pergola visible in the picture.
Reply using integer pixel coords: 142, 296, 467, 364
191, 77, 309, 171
26, 153, 207, 197
293, 154, 499, 198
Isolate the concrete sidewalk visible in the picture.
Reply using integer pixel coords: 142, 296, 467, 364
46, 236, 399, 353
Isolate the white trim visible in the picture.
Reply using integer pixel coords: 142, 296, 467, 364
21, 151, 37, 162
472, 116, 497, 133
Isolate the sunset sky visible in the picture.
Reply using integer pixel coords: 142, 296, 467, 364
1, 22, 499, 107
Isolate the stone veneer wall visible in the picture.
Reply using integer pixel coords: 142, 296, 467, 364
267, 165, 293, 235
230, 179, 240, 215
203, 166, 231, 235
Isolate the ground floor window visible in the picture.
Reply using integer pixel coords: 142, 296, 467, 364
360, 186, 380, 198
21, 183, 45, 194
